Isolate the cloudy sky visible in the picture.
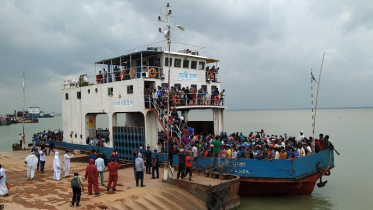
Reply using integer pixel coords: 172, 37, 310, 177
0, 0, 372, 113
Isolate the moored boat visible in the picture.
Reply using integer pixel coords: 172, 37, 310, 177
38, 4, 334, 196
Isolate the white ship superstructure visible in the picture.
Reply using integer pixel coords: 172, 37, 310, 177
61, 4, 225, 160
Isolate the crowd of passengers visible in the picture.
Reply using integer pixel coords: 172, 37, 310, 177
156, 129, 334, 161
144, 85, 226, 108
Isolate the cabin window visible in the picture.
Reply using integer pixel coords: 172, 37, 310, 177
65, 93, 69, 100
211, 85, 217, 94
201, 85, 207, 90
77, 91, 81, 99
174, 58, 181, 68
198, 61, 205, 70
108, 87, 113, 96
95, 88, 98, 93
174, 83, 181, 90
127, 85, 133, 94
183, 60, 189, 68
165, 57, 173, 67
161, 83, 168, 89
191, 61, 197, 69
88, 89, 90, 94
191, 84, 197, 91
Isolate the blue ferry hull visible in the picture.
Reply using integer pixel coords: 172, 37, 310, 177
36, 137, 334, 195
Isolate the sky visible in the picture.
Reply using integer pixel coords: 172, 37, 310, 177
0, 0, 372, 113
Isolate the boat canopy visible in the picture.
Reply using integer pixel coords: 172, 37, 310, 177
95, 51, 163, 65
206, 58, 220, 64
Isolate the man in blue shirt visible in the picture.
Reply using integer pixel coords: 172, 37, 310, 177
151, 149, 160, 179
144, 146, 152, 174
88, 150, 96, 162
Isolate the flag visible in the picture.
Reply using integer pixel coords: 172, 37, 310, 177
311, 71, 318, 84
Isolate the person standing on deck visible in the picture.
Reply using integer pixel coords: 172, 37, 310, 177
48, 139, 55, 156
39, 149, 46, 173
211, 138, 221, 166
151, 149, 159, 179
135, 153, 145, 187
31, 139, 36, 152
33, 148, 40, 172
106, 159, 120, 192
177, 149, 186, 180
70, 172, 84, 207
144, 146, 152, 174
85, 159, 100, 195
25, 152, 38, 180
184, 152, 193, 181
219, 89, 225, 106
95, 154, 105, 186
53, 152, 61, 180
88, 150, 96, 162
0, 164, 9, 197
64, 150, 74, 178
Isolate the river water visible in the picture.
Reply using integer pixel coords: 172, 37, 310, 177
1, 108, 372, 209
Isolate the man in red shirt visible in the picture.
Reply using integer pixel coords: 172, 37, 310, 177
84, 159, 100, 195
184, 152, 193, 181
107, 159, 120, 192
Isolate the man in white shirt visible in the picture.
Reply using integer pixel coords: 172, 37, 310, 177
192, 144, 198, 168
95, 155, 105, 186
64, 150, 74, 178
0, 164, 9, 197
39, 149, 46, 173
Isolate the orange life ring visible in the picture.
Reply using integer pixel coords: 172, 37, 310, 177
173, 95, 180, 105
149, 68, 157, 78
208, 72, 214, 81
129, 69, 136, 79
214, 95, 220, 104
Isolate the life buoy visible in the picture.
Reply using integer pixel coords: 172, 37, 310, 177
208, 72, 214, 81
149, 68, 157, 78
214, 95, 220, 104
129, 69, 136, 79
173, 95, 180, 105
207, 193, 221, 210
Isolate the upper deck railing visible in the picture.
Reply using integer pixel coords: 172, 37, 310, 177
128, 40, 206, 57
63, 65, 221, 89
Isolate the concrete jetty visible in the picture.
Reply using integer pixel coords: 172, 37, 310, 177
0, 149, 207, 210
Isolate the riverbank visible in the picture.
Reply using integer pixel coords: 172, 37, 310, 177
0, 149, 206, 210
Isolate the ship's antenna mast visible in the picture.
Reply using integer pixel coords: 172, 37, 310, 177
158, 3, 185, 167
312, 53, 325, 145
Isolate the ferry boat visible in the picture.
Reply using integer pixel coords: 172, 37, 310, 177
51, 4, 334, 196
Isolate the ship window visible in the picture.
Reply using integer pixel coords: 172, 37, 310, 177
211, 85, 217, 94
108, 87, 113, 96
77, 91, 81, 99
191, 61, 197, 69
65, 93, 69, 100
127, 85, 133, 94
88, 89, 90, 94
161, 83, 168, 89
201, 85, 207, 90
165, 57, 173, 67
198, 61, 205, 70
174, 83, 181, 90
95, 88, 98, 93
183, 59, 189, 68
174, 58, 181, 68
191, 84, 197, 91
